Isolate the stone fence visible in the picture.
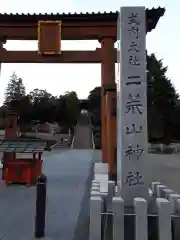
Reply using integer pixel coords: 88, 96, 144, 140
90, 162, 180, 240
90, 180, 180, 240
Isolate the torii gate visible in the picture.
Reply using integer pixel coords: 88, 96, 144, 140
0, 8, 165, 180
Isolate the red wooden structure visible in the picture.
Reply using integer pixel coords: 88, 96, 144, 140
0, 8, 165, 180
2, 112, 46, 185
1, 139, 46, 186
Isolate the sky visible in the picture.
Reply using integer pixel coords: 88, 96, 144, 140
0, 0, 179, 105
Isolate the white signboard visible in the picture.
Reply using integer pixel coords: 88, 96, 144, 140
117, 7, 148, 206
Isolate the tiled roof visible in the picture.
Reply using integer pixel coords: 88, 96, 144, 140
0, 7, 165, 22
0, 139, 46, 153
0, 7, 165, 32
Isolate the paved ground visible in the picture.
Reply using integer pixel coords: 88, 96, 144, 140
1, 148, 180, 240
147, 153, 180, 193
97, 151, 180, 240
0, 149, 94, 240
95, 150, 180, 193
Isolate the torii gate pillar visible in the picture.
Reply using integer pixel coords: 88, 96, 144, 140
0, 40, 3, 75
100, 38, 115, 162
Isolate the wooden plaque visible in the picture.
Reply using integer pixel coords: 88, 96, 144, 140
38, 21, 61, 55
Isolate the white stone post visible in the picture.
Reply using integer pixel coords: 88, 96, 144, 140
134, 198, 148, 240
89, 196, 102, 240
151, 181, 161, 196
167, 193, 180, 214
107, 181, 115, 211
156, 184, 167, 198
162, 189, 174, 199
156, 198, 172, 240
172, 198, 180, 240
91, 191, 101, 196
117, 6, 148, 206
92, 180, 100, 188
91, 185, 100, 192
91, 182, 101, 196
176, 199, 180, 213
92, 181, 100, 185
112, 196, 124, 240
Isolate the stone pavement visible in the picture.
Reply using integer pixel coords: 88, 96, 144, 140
94, 150, 180, 193
0, 149, 94, 240
147, 153, 180, 193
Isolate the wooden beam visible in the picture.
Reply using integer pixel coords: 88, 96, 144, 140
105, 92, 117, 180
0, 48, 117, 63
0, 23, 116, 40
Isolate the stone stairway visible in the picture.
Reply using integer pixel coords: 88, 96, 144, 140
72, 115, 93, 149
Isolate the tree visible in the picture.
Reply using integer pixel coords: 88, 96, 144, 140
147, 54, 178, 143
17, 95, 33, 124
88, 87, 102, 149
88, 86, 101, 125
4, 72, 26, 107
3, 77, 81, 129
88, 87, 101, 112
88, 54, 179, 144
64, 91, 80, 126
54, 91, 80, 127
28, 88, 53, 103
27, 88, 55, 123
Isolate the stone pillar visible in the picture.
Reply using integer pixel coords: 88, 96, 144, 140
156, 198, 172, 240
116, 7, 148, 206
156, 184, 167, 198
134, 198, 148, 240
100, 38, 115, 163
89, 195, 102, 240
151, 182, 161, 197
107, 180, 115, 211
167, 193, 180, 214
112, 196, 124, 240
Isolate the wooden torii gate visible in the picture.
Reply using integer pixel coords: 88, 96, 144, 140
0, 8, 165, 180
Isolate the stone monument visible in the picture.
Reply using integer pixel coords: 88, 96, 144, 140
116, 6, 149, 206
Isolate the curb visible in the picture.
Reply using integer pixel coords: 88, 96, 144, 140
71, 134, 75, 149
72, 161, 94, 240
71, 122, 78, 149
89, 117, 95, 150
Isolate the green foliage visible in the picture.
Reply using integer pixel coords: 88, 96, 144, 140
88, 86, 101, 112
2, 72, 81, 129
94, 135, 101, 149
4, 72, 26, 107
147, 54, 179, 144
92, 126, 100, 134
88, 87, 101, 148
88, 53, 180, 144
62, 91, 80, 126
